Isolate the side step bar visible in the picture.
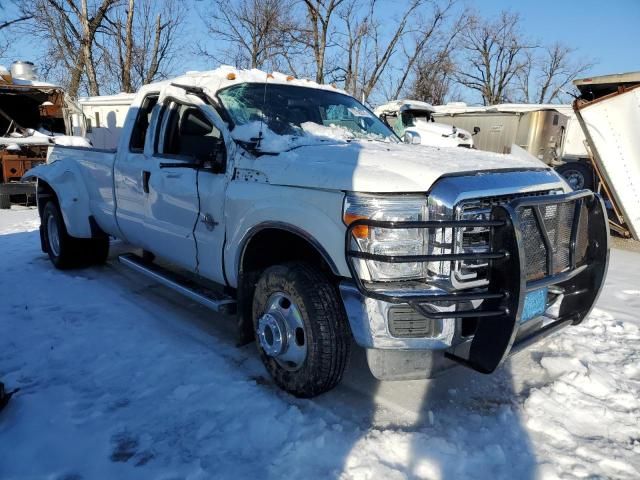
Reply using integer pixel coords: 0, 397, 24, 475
118, 253, 236, 315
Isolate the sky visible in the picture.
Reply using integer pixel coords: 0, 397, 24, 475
463, 0, 640, 76
1, 0, 638, 90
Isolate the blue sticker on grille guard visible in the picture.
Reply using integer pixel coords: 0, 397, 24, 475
522, 288, 548, 322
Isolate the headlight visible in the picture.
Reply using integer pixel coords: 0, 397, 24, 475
343, 193, 427, 281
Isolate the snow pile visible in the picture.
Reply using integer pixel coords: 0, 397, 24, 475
300, 121, 355, 140
0, 128, 91, 148
231, 120, 352, 153
0, 209, 639, 479
52, 136, 92, 148
231, 121, 299, 152
519, 253, 640, 479
164, 65, 345, 103
0, 206, 40, 234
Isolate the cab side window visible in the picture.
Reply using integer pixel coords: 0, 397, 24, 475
129, 94, 159, 152
161, 104, 225, 166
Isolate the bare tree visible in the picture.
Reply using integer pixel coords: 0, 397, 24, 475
0, 0, 33, 60
335, 0, 431, 102
0, 0, 33, 30
518, 42, 594, 103
388, 0, 456, 100
455, 11, 534, 105
410, 50, 455, 104
301, 0, 346, 83
202, 0, 297, 71
357, 0, 425, 101
21, 0, 120, 97
334, 0, 371, 96
100, 0, 185, 92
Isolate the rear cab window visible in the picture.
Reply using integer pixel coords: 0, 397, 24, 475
129, 94, 159, 152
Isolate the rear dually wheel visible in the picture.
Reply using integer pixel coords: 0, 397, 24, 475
42, 201, 109, 269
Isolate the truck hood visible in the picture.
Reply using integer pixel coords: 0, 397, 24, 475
245, 140, 548, 192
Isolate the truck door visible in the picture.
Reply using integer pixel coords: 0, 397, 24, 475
187, 109, 228, 285
114, 92, 159, 248
142, 100, 202, 269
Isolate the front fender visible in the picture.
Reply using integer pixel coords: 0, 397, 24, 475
23, 161, 93, 238
224, 183, 349, 287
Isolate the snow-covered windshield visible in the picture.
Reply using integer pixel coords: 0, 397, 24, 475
218, 83, 398, 152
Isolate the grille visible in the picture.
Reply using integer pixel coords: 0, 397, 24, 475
454, 191, 554, 287
454, 191, 589, 285
518, 202, 590, 280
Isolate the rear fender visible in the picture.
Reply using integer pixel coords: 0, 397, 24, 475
23, 161, 93, 238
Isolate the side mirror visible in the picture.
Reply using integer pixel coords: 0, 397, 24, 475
473, 126, 481, 135
403, 131, 422, 145
197, 138, 226, 173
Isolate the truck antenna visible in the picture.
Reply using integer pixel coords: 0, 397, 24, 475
257, 75, 269, 150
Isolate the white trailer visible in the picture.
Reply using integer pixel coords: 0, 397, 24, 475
573, 72, 640, 240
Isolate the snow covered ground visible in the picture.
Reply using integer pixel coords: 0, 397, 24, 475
0, 206, 638, 479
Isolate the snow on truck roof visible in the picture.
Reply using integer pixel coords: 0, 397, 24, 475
374, 99, 436, 116
141, 65, 346, 98
78, 92, 137, 106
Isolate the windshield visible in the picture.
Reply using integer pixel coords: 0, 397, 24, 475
218, 83, 398, 150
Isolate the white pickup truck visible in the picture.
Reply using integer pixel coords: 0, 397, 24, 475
25, 67, 609, 397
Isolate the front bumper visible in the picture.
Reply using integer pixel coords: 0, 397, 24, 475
340, 190, 609, 379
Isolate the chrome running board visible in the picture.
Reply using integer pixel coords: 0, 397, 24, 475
118, 253, 236, 314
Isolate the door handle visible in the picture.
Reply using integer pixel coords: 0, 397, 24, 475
142, 170, 151, 194
200, 213, 218, 231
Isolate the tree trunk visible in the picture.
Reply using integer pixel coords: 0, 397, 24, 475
145, 14, 162, 84
122, 0, 135, 92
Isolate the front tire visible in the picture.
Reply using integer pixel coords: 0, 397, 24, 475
42, 201, 109, 269
252, 262, 351, 398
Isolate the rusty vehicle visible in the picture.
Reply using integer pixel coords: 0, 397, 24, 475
0, 61, 76, 209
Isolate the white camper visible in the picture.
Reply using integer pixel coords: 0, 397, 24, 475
72, 93, 136, 149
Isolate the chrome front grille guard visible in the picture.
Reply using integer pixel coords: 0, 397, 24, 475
345, 190, 609, 375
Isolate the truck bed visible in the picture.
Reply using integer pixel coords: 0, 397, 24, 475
45, 144, 118, 235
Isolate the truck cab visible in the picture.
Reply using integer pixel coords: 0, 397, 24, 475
25, 67, 609, 397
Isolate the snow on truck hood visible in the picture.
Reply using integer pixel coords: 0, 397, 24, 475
244, 140, 548, 193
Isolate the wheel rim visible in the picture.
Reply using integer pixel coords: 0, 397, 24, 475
257, 292, 308, 371
47, 213, 61, 257
562, 170, 585, 190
